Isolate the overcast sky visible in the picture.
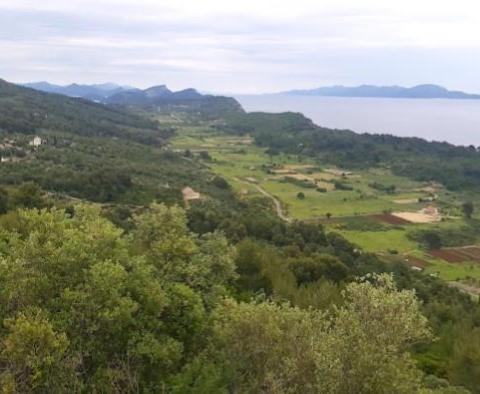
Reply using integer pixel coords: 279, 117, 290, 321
0, 0, 479, 93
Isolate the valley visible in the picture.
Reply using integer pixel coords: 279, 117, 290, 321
4, 1, 480, 390
170, 121, 480, 289
1, 78, 480, 391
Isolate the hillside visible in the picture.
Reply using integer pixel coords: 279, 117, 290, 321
106, 85, 244, 118
22, 81, 133, 101
0, 79, 169, 145
0, 79, 227, 204
284, 84, 480, 99
22, 80, 245, 118
167, 110, 480, 393
0, 81, 480, 391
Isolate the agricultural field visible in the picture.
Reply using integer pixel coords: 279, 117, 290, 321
170, 124, 480, 289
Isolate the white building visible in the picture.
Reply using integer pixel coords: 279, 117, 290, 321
29, 136, 42, 147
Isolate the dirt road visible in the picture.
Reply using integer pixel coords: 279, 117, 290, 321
236, 178, 291, 222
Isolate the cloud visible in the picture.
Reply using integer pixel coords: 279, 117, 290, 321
0, 0, 479, 92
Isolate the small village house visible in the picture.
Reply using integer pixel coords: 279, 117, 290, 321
29, 136, 42, 147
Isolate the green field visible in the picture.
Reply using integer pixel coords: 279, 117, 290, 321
336, 229, 418, 253
170, 124, 480, 286
170, 127, 433, 217
425, 260, 480, 281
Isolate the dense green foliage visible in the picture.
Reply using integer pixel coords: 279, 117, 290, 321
0, 205, 451, 391
0, 202, 476, 392
0, 205, 235, 391
0, 134, 226, 204
408, 222, 480, 249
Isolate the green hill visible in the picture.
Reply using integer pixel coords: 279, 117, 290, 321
0, 79, 170, 145
0, 79, 227, 205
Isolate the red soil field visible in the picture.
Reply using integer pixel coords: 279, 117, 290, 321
430, 246, 480, 263
458, 246, 480, 260
403, 255, 429, 268
370, 213, 412, 225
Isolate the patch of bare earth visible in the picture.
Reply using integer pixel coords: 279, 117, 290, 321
430, 246, 480, 263
393, 198, 419, 204
370, 213, 412, 225
271, 169, 295, 175
285, 174, 315, 182
284, 164, 316, 171
448, 281, 480, 297
324, 168, 353, 177
403, 255, 429, 268
391, 211, 440, 223
182, 187, 201, 207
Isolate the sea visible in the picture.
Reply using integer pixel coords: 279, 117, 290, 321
234, 95, 480, 147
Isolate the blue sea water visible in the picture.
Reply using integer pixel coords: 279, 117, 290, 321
235, 94, 480, 147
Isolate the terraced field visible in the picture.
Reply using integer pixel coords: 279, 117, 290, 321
170, 124, 480, 286
431, 246, 480, 263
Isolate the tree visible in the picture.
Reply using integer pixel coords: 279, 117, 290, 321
211, 274, 432, 393
10, 182, 44, 209
130, 203, 236, 294
0, 309, 80, 392
422, 231, 443, 250
296, 192, 305, 200
326, 274, 431, 393
211, 176, 230, 190
199, 151, 212, 161
289, 255, 349, 285
462, 201, 474, 219
0, 187, 9, 214
0, 204, 236, 391
447, 324, 480, 392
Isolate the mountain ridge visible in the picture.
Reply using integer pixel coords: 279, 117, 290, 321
281, 84, 480, 99
0, 78, 169, 145
20, 81, 244, 116
22, 81, 135, 101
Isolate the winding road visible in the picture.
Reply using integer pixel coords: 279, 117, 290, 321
236, 177, 291, 222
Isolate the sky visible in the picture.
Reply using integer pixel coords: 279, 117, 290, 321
0, 0, 479, 94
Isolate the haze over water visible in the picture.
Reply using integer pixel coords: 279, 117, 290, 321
235, 95, 480, 147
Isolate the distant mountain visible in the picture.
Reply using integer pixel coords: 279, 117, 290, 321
106, 85, 213, 105
283, 84, 480, 99
144, 85, 172, 98
1, 79, 166, 145
105, 85, 243, 118
22, 81, 244, 119
22, 82, 135, 101
23, 81, 242, 113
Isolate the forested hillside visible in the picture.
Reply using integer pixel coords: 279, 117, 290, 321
0, 81, 479, 392
0, 79, 170, 145
0, 80, 233, 205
